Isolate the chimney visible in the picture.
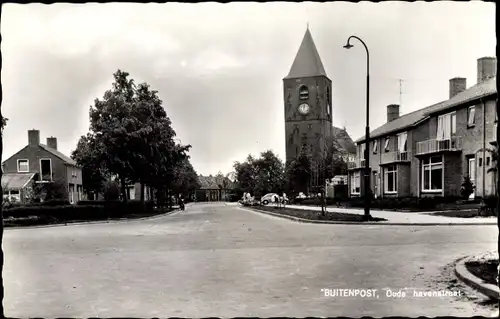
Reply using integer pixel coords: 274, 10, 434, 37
387, 104, 400, 122
47, 137, 57, 150
28, 129, 40, 146
477, 57, 497, 83
449, 77, 466, 98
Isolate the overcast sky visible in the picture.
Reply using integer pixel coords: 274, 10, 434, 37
1, 2, 496, 176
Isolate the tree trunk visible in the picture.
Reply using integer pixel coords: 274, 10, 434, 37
121, 177, 128, 203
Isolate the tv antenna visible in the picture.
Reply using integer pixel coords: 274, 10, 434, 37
398, 78, 404, 111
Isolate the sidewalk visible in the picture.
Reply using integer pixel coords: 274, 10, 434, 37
285, 204, 496, 225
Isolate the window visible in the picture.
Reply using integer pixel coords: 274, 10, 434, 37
359, 143, 366, 159
17, 159, 29, 173
384, 137, 390, 152
467, 106, 476, 126
487, 157, 490, 166
437, 112, 456, 140
422, 156, 443, 192
397, 132, 408, 152
479, 158, 483, 167
373, 140, 378, 154
9, 190, 20, 203
299, 85, 309, 100
69, 184, 75, 204
351, 171, 361, 194
40, 159, 52, 181
308, 124, 312, 129
384, 165, 397, 193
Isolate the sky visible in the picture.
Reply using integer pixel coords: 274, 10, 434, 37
1, 2, 496, 176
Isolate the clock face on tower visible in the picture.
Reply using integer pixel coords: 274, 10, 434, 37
298, 103, 310, 115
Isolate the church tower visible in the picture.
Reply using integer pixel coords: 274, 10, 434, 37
283, 27, 333, 163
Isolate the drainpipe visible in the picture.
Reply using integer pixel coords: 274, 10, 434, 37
482, 98, 486, 198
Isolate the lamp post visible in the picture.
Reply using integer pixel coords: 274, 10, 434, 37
343, 35, 372, 221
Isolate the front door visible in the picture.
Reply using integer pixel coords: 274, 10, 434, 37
373, 171, 379, 198
468, 157, 476, 199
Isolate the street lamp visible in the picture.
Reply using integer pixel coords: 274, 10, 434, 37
343, 35, 372, 221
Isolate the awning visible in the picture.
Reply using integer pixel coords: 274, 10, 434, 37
1, 173, 36, 190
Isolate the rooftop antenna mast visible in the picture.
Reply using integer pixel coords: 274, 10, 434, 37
398, 78, 404, 112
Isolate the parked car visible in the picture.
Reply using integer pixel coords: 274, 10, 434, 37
296, 192, 307, 199
261, 193, 278, 205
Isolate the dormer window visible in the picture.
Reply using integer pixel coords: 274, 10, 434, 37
299, 85, 309, 100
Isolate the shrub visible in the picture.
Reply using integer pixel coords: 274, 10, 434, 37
483, 195, 498, 208
460, 175, 475, 200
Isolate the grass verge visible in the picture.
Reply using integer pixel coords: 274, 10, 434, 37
465, 259, 499, 286
250, 205, 387, 222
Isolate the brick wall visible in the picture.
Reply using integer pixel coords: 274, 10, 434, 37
397, 164, 411, 197
283, 76, 333, 161
443, 153, 462, 197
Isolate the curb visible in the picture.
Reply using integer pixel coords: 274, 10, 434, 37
4, 207, 183, 230
238, 206, 497, 226
454, 254, 499, 300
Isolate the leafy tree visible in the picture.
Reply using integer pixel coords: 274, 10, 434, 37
71, 133, 109, 199
285, 146, 312, 194
89, 70, 137, 202
234, 155, 259, 194
253, 150, 285, 196
88, 70, 188, 208
171, 156, 200, 199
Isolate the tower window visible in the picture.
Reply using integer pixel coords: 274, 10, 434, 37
299, 85, 309, 100
326, 87, 331, 103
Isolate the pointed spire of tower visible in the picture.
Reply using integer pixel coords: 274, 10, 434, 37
284, 28, 328, 79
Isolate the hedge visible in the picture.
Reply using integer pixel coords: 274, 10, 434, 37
4, 199, 156, 220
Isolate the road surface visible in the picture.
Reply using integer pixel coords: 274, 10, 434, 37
3, 203, 497, 317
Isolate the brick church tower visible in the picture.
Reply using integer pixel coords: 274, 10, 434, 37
283, 27, 334, 163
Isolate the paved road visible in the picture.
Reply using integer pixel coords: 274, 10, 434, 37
3, 203, 497, 317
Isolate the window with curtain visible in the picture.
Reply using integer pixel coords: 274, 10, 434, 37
373, 140, 378, 154
437, 112, 456, 140
398, 132, 407, 152
384, 137, 390, 152
467, 106, 476, 126
384, 165, 397, 193
422, 156, 443, 191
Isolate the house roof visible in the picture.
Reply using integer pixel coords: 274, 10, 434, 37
1, 173, 36, 190
332, 126, 357, 154
39, 144, 78, 166
198, 175, 234, 190
355, 76, 497, 143
284, 28, 328, 80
